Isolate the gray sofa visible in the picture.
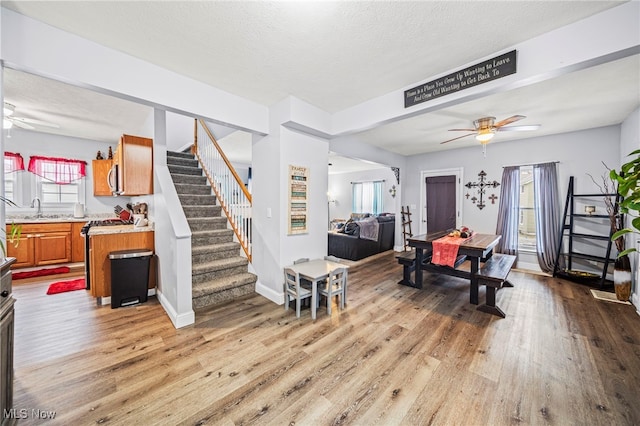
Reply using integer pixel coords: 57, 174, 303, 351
328, 215, 395, 261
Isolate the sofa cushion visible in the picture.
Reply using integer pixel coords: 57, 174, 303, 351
350, 212, 371, 220
342, 220, 359, 236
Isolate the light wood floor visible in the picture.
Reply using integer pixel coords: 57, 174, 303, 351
10, 252, 640, 425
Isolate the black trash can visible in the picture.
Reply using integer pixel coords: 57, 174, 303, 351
109, 249, 153, 308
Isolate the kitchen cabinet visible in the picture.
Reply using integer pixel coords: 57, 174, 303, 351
88, 227, 155, 299
113, 134, 153, 196
5, 233, 34, 269
1, 258, 16, 426
5, 223, 72, 269
92, 159, 114, 196
71, 222, 85, 263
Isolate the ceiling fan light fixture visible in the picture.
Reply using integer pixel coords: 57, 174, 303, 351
3, 119, 13, 129
475, 128, 495, 143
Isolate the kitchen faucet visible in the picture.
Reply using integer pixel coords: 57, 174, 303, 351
30, 197, 42, 218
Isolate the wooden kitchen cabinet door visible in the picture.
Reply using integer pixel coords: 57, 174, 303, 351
5, 232, 35, 269
117, 135, 153, 196
92, 159, 114, 196
34, 232, 71, 265
71, 222, 86, 263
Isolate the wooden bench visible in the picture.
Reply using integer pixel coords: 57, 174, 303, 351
396, 250, 417, 286
396, 250, 467, 287
476, 253, 516, 318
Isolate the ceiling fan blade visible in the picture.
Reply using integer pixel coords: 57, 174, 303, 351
440, 133, 475, 144
494, 115, 525, 128
448, 128, 476, 132
497, 124, 541, 132
11, 120, 35, 130
11, 116, 60, 128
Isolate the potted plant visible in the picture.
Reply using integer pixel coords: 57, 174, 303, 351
609, 149, 640, 301
1, 195, 21, 259
610, 149, 640, 250
591, 165, 631, 301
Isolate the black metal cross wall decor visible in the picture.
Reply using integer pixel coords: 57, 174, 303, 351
465, 170, 500, 210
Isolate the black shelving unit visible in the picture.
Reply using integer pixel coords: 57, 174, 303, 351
552, 176, 620, 288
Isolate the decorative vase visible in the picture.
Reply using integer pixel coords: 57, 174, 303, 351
613, 255, 632, 302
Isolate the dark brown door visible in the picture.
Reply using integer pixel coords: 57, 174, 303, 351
426, 175, 456, 233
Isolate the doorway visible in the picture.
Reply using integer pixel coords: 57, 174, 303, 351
420, 168, 462, 235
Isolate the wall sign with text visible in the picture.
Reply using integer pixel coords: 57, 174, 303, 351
404, 50, 517, 108
288, 165, 308, 235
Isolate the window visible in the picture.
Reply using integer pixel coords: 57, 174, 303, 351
3, 152, 25, 204
352, 181, 383, 215
39, 178, 82, 203
28, 156, 86, 206
518, 166, 536, 250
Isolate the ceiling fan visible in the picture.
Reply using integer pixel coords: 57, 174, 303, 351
440, 115, 540, 145
3, 102, 60, 130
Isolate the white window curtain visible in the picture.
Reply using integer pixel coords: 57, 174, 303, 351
352, 181, 384, 215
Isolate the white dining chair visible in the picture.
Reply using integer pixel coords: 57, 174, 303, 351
317, 267, 347, 316
283, 268, 313, 318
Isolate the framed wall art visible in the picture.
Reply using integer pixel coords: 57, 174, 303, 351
288, 164, 308, 234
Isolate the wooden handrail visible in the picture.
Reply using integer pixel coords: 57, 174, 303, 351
194, 119, 252, 262
193, 118, 198, 154
198, 119, 252, 203
195, 152, 252, 261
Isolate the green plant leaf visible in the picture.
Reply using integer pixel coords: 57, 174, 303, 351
618, 248, 637, 258
611, 228, 632, 241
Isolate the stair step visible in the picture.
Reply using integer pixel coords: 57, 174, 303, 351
192, 242, 240, 263
192, 273, 257, 309
171, 173, 208, 186
168, 164, 202, 176
192, 228, 234, 246
167, 150, 195, 159
167, 156, 198, 168
192, 257, 249, 284
175, 183, 212, 196
189, 220, 227, 233
184, 205, 222, 218
178, 194, 216, 206
188, 217, 228, 231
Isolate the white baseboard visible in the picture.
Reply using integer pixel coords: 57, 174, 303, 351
631, 291, 640, 316
255, 279, 284, 305
157, 289, 195, 329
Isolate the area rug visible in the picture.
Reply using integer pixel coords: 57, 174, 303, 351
590, 289, 632, 305
46, 278, 86, 295
13, 266, 71, 280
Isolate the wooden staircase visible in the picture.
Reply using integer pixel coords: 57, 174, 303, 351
166, 150, 257, 311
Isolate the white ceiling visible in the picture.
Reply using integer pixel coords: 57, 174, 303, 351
2, 1, 639, 171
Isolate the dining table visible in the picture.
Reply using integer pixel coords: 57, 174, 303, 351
406, 231, 502, 304
284, 258, 348, 319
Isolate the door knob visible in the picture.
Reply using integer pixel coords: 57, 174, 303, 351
1, 290, 8, 298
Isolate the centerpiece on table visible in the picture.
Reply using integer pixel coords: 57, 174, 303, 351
448, 226, 473, 238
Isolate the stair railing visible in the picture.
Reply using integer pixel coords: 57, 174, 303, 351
194, 119, 252, 261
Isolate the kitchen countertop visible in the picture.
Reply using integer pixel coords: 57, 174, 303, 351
88, 224, 154, 235
6, 214, 117, 224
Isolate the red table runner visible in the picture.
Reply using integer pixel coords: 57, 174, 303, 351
431, 235, 471, 267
